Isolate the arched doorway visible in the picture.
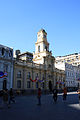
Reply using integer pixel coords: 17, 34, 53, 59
49, 81, 52, 92
3, 79, 7, 90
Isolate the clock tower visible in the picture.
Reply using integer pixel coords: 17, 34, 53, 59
33, 29, 52, 64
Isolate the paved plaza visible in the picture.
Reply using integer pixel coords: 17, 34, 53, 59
0, 92, 80, 120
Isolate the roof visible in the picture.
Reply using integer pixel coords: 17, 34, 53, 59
0, 44, 13, 50
56, 52, 80, 58
38, 29, 47, 34
19, 51, 33, 56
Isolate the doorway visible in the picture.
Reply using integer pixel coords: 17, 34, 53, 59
3, 79, 7, 90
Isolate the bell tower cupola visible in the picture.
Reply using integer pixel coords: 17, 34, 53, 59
36, 29, 49, 53
33, 29, 52, 64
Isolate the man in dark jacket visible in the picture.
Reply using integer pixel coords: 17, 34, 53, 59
9, 88, 15, 104
52, 87, 58, 103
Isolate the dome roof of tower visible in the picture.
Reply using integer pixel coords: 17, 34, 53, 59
38, 28, 47, 34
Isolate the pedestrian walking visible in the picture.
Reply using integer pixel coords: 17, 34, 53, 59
52, 87, 58, 103
9, 88, 15, 105
63, 87, 67, 101
2, 89, 9, 108
0, 90, 3, 109
37, 88, 41, 105
77, 88, 80, 105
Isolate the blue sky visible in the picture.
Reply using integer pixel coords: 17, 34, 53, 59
0, 0, 80, 57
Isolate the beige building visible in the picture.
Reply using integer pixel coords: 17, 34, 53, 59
13, 29, 65, 92
14, 50, 33, 62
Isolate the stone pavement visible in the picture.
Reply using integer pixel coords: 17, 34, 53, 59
0, 92, 80, 120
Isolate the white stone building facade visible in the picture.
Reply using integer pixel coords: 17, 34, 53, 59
0, 44, 13, 90
55, 61, 78, 88
56, 53, 80, 66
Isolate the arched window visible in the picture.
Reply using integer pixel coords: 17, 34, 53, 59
38, 46, 40, 52
43, 35, 46, 38
42, 82, 44, 88
2, 48, 4, 56
17, 80, 21, 88
17, 71, 21, 78
36, 82, 38, 88
45, 46, 47, 51
27, 81, 31, 88
9, 50, 13, 57
27, 72, 31, 79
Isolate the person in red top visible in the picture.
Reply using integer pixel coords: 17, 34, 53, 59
63, 87, 67, 101
37, 88, 41, 105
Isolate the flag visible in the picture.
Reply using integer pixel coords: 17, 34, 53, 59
0, 71, 4, 78
0, 71, 7, 78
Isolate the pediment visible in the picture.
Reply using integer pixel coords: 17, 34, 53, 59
33, 55, 42, 61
